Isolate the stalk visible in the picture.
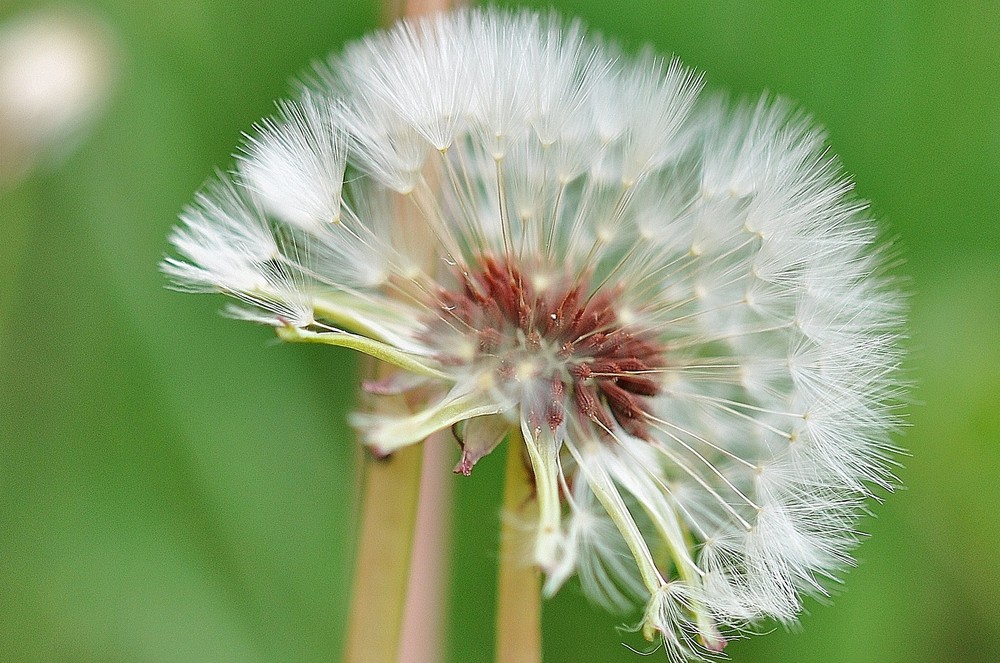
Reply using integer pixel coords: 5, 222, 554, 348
398, 433, 451, 663
496, 429, 543, 663
342, 440, 424, 663
345, 2, 461, 660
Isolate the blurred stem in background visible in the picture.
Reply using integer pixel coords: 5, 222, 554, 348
382, 0, 459, 24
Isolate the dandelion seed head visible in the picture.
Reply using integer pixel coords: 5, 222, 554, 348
163, 8, 906, 661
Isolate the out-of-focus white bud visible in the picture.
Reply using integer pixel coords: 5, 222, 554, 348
0, 9, 116, 187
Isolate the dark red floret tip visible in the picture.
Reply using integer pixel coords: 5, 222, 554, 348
430, 255, 665, 439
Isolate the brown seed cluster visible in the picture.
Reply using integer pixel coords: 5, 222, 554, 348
432, 255, 664, 439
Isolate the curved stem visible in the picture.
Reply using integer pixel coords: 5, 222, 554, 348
496, 429, 543, 663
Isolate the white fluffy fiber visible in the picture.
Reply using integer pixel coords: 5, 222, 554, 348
164, 9, 904, 660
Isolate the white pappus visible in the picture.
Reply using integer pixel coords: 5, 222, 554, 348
162, 8, 905, 661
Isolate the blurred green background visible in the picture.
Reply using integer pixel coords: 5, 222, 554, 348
1, 0, 997, 661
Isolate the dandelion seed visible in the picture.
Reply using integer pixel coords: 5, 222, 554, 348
163, 9, 905, 661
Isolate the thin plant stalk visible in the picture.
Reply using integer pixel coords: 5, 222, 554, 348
383, 0, 461, 23
342, 437, 424, 663
496, 429, 543, 663
345, 3, 463, 662
397, 432, 451, 663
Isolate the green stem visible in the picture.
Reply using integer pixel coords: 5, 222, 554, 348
276, 325, 445, 379
342, 442, 424, 663
496, 429, 543, 663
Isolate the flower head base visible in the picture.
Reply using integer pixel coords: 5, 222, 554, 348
163, 9, 904, 661
431, 255, 664, 442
